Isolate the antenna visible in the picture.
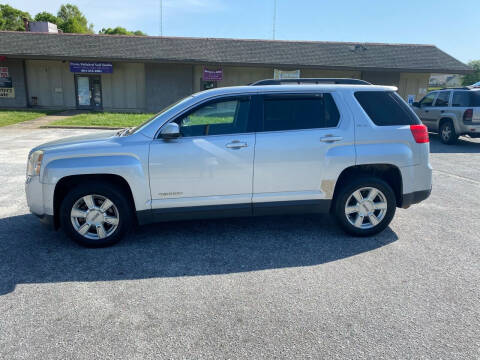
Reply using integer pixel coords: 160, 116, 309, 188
159, 0, 163, 36
272, 0, 277, 40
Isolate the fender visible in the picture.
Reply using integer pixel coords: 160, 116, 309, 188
437, 114, 459, 133
42, 155, 151, 212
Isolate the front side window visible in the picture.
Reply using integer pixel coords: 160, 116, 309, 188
434, 91, 450, 107
262, 93, 340, 132
419, 93, 436, 107
175, 98, 250, 137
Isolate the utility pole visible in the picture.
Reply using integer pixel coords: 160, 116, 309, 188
159, 0, 163, 36
272, 0, 277, 40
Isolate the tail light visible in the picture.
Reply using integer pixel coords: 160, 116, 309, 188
463, 109, 473, 122
410, 124, 429, 143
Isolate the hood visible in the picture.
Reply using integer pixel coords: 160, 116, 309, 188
31, 130, 119, 153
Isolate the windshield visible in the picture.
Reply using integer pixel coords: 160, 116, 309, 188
129, 95, 194, 134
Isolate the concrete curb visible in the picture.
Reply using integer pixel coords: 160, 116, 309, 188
40, 125, 123, 130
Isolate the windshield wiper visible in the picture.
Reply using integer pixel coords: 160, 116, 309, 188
116, 127, 133, 136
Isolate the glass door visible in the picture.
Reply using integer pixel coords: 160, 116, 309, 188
75, 75, 102, 109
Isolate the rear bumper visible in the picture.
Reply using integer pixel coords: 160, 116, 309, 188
458, 122, 480, 135
401, 188, 431, 209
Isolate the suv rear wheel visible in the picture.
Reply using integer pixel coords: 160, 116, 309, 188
59, 181, 132, 247
439, 120, 458, 144
333, 177, 396, 236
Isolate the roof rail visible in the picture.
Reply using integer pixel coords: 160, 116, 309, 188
250, 78, 371, 86
439, 86, 470, 90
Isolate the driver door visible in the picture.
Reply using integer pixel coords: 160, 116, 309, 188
148, 96, 255, 215
417, 92, 437, 129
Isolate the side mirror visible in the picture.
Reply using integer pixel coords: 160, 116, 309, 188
412, 102, 420, 108
160, 122, 181, 139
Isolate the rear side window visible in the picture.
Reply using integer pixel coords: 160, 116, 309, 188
262, 93, 340, 132
434, 91, 450, 107
354, 91, 421, 126
452, 91, 480, 107
452, 92, 470, 107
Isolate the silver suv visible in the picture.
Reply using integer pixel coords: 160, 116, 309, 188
412, 87, 480, 144
26, 79, 432, 247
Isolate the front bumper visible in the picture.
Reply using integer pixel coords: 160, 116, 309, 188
33, 213, 55, 230
26, 175, 45, 215
26, 175, 56, 229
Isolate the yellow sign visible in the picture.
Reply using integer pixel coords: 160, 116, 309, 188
0, 88, 14, 98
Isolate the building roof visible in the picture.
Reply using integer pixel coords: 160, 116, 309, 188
0, 31, 472, 74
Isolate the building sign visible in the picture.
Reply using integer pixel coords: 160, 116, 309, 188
0, 88, 15, 98
203, 68, 223, 81
274, 69, 300, 80
69, 62, 113, 73
0, 67, 8, 78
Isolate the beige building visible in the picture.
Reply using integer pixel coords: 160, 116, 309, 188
0, 31, 471, 112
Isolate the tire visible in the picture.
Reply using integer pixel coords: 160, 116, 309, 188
59, 181, 133, 247
439, 120, 458, 145
333, 177, 396, 237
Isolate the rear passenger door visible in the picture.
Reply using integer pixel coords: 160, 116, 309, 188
252, 92, 355, 212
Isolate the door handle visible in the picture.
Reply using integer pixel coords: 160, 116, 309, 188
226, 141, 248, 149
425, 110, 429, 113
320, 135, 343, 143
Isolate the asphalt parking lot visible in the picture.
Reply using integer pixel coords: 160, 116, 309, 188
0, 128, 479, 359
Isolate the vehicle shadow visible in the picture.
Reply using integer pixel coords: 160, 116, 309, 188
429, 133, 480, 154
0, 213, 398, 295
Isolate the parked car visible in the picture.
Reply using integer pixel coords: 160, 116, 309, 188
26, 79, 432, 247
470, 81, 480, 88
412, 87, 480, 144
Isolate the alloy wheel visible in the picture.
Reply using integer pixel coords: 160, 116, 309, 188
70, 194, 120, 240
345, 187, 388, 229
442, 124, 452, 142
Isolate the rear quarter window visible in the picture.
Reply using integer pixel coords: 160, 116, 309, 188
354, 91, 421, 126
452, 91, 480, 107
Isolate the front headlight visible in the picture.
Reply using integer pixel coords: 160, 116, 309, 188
27, 150, 44, 177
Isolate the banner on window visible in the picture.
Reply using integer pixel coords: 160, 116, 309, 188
0, 67, 8, 78
0, 88, 14, 98
203, 68, 223, 81
70, 62, 113, 73
0, 77, 12, 88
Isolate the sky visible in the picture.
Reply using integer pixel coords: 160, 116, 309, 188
6, 0, 479, 63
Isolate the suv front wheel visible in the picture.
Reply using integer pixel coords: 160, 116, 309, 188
60, 181, 133, 247
333, 177, 396, 237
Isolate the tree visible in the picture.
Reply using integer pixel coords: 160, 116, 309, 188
34, 11, 59, 25
56, 4, 93, 33
0, 4, 31, 31
462, 60, 480, 86
99, 27, 147, 36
